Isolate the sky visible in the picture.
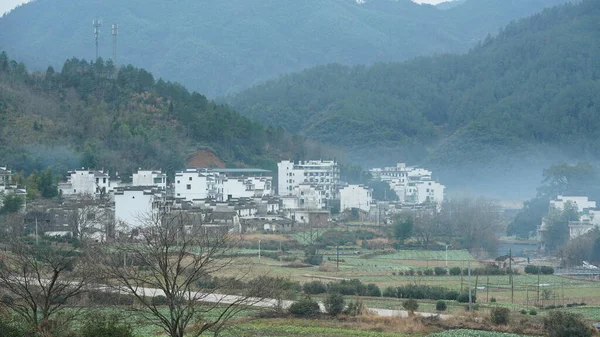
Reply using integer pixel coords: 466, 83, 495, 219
1, 0, 449, 16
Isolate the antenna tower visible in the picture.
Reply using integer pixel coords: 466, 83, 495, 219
93, 19, 102, 60
112, 24, 119, 65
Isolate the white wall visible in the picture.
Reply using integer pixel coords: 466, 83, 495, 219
340, 185, 372, 212
66, 170, 110, 196
552, 196, 597, 213
175, 170, 210, 200
115, 190, 155, 227
133, 170, 167, 189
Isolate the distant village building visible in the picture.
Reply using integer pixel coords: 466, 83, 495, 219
370, 163, 445, 205
60, 169, 113, 197
277, 160, 339, 201
114, 186, 168, 228
132, 169, 167, 190
0, 166, 27, 211
538, 196, 600, 252
339, 184, 372, 213
174, 168, 273, 202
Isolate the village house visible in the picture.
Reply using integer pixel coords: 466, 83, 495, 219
132, 169, 167, 190
59, 168, 113, 198
339, 184, 373, 213
277, 160, 339, 201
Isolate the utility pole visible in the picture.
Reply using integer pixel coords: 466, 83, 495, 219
486, 274, 490, 303
510, 248, 514, 304
93, 19, 102, 60
111, 23, 119, 66
258, 239, 261, 264
468, 260, 472, 312
336, 245, 339, 270
35, 217, 39, 245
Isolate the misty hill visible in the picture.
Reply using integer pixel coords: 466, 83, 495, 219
228, 0, 600, 179
0, 0, 570, 97
0, 53, 310, 177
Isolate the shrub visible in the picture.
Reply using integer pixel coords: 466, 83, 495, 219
303, 254, 323, 266
445, 290, 460, 301
383, 287, 397, 298
457, 293, 476, 303
520, 309, 527, 315
303, 281, 327, 294
365, 283, 381, 297
403, 298, 419, 312
449, 267, 462, 276
151, 295, 168, 306
0, 317, 37, 337
490, 297, 497, 303
289, 297, 321, 317
80, 313, 133, 337
540, 266, 555, 275
407, 269, 415, 276
89, 291, 134, 306
434, 267, 447, 276
423, 269, 434, 276
416, 270, 423, 276
324, 292, 345, 316
491, 307, 510, 325
436, 300, 447, 311
344, 300, 363, 316
544, 311, 592, 337
328, 279, 365, 296
524, 265, 540, 274
529, 309, 537, 316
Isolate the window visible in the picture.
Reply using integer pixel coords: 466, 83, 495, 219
73, 189, 76, 193
96, 178, 99, 183
189, 177, 192, 181
177, 180, 180, 184
186, 184, 191, 190
154, 177, 162, 183
103, 178, 106, 184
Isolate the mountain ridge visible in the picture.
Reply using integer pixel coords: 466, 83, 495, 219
0, 0, 571, 97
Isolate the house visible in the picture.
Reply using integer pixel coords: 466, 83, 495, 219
371, 162, 445, 205
221, 176, 273, 200
132, 169, 167, 190
340, 184, 373, 213
60, 168, 113, 197
174, 169, 222, 201
114, 186, 167, 228
277, 160, 339, 200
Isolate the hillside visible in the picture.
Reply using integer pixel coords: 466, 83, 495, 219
0, 53, 315, 177
227, 0, 600, 191
0, 0, 570, 97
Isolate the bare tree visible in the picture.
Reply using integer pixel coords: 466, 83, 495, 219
98, 211, 274, 337
413, 207, 444, 248
441, 197, 503, 254
0, 240, 92, 334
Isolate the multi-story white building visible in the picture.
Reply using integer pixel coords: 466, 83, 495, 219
175, 168, 273, 202
340, 184, 373, 213
132, 169, 167, 190
60, 169, 112, 197
277, 160, 339, 201
372, 163, 444, 205
114, 186, 167, 228
539, 196, 600, 250
0, 167, 11, 189
174, 169, 221, 201
551, 196, 596, 213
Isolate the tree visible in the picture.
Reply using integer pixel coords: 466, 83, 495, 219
402, 298, 419, 313
441, 197, 502, 254
393, 215, 414, 244
413, 207, 443, 247
544, 201, 579, 253
544, 311, 592, 337
324, 292, 345, 316
97, 211, 274, 337
0, 193, 24, 214
0, 241, 92, 334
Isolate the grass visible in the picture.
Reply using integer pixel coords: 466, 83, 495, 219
426, 330, 532, 337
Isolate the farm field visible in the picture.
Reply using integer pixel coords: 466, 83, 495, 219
427, 330, 531, 337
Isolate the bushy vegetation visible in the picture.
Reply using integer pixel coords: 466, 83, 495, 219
0, 52, 310, 177
543, 311, 593, 337
524, 265, 555, 275
303, 281, 327, 295
230, 0, 600, 174
490, 307, 511, 325
436, 300, 448, 312
80, 313, 133, 337
289, 297, 321, 318
403, 298, 419, 313
324, 292, 345, 316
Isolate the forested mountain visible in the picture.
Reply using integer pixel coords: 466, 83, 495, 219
0, 53, 313, 178
228, 0, 600, 192
0, 0, 570, 97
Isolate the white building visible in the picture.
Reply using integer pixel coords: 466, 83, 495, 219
551, 196, 596, 213
174, 169, 221, 201
132, 169, 167, 190
61, 169, 112, 197
0, 167, 11, 189
371, 162, 444, 205
340, 184, 373, 213
277, 160, 339, 201
222, 176, 273, 200
115, 187, 166, 228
